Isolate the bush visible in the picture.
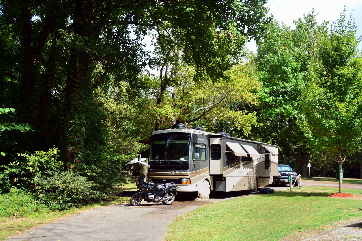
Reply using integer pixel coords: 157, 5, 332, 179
0, 147, 64, 193
0, 188, 49, 218
18, 147, 63, 179
34, 171, 103, 210
76, 148, 129, 192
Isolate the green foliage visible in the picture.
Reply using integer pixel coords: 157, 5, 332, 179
0, 0, 270, 207
75, 150, 128, 192
0, 188, 49, 218
0, 147, 64, 192
297, 14, 362, 191
0, 161, 26, 193
18, 147, 63, 179
0, 0, 271, 167
132, 62, 261, 136
34, 171, 102, 210
0, 108, 31, 159
299, 13, 362, 161
2, 148, 105, 210
0, 108, 31, 132
255, 11, 362, 180
255, 17, 320, 171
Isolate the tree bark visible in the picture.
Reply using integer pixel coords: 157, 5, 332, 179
19, 4, 35, 124
62, 0, 94, 164
338, 161, 343, 193
295, 149, 309, 178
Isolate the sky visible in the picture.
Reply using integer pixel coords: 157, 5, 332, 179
265, 0, 362, 49
267, 0, 362, 27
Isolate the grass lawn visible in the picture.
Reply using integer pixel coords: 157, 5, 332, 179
165, 186, 362, 241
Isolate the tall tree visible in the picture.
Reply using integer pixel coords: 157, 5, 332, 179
299, 13, 362, 192
255, 11, 362, 186
255, 15, 326, 175
0, 0, 270, 166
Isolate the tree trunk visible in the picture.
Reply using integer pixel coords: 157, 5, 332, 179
62, 0, 94, 164
338, 161, 343, 193
19, 4, 36, 124
154, 71, 168, 130
295, 149, 309, 178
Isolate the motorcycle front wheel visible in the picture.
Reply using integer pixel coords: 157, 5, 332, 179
130, 193, 142, 206
162, 193, 175, 205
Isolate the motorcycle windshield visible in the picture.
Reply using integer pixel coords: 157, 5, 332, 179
149, 133, 190, 170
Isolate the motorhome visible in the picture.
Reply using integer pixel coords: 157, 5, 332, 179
144, 124, 279, 198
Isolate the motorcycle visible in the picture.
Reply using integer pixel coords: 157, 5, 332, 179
130, 175, 177, 206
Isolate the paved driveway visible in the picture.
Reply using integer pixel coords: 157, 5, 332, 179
6, 194, 236, 241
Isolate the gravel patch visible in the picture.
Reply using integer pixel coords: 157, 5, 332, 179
305, 220, 362, 241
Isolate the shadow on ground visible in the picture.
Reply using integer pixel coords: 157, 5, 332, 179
119, 190, 251, 201
347, 222, 362, 229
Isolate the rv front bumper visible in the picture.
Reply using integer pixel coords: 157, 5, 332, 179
176, 184, 198, 192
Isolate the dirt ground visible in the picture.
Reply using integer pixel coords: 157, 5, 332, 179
5, 180, 362, 241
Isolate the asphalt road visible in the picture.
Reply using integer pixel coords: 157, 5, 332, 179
5, 195, 226, 241
5, 180, 362, 241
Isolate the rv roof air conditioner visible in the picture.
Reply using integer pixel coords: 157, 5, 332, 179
194, 127, 205, 131
172, 123, 186, 129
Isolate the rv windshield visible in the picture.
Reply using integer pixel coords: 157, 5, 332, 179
150, 133, 191, 161
151, 139, 189, 161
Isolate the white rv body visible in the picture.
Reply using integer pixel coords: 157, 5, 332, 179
146, 126, 278, 197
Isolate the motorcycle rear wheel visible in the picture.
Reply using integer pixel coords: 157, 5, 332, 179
130, 193, 142, 206
162, 193, 175, 205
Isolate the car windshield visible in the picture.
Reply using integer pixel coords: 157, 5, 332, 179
278, 166, 293, 172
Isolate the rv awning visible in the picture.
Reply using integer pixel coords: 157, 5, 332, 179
226, 142, 248, 156
241, 145, 260, 158
263, 145, 278, 155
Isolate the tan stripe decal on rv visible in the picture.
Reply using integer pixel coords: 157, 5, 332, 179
148, 168, 209, 181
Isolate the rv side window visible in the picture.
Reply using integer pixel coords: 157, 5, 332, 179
265, 154, 270, 169
211, 144, 221, 160
194, 143, 206, 161
241, 154, 252, 162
